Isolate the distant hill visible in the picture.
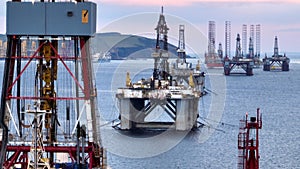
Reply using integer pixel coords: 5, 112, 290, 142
91, 32, 183, 60
0, 33, 192, 60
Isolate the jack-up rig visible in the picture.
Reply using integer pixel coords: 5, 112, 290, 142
224, 34, 254, 76
242, 24, 262, 67
204, 21, 223, 68
237, 108, 262, 169
116, 7, 205, 131
0, 1, 106, 168
263, 36, 290, 71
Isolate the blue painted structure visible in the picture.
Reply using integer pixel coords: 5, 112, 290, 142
6, 2, 96, 36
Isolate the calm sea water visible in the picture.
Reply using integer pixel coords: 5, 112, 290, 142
95, 55, 300, 169
0, 54, 299, 169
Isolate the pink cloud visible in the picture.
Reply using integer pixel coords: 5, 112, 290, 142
97, 0, 194, 6
97, 0, 300, 6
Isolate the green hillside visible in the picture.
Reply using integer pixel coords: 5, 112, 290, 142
0, 33, 189, 60
91, 32, 180, 60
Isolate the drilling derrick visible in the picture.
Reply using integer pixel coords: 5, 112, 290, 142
218, 43, 223, 59
237, 108, 262, 169
248, 37, 254, 59
234, 34, 242, 60
273, 36, 279, 57
153, 6, 170, 82
0, 1, 106, 168
177, 25, 186, 63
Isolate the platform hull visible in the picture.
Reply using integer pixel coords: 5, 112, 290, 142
263, 57, 290, 71
117, 89, 200, 131
224, 58, 254, 76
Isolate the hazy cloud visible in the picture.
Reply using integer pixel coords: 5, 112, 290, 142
279, 28, 300, 32
97, 0, 300, 6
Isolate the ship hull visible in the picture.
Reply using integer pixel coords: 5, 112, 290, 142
205, 54, 223, 68
206, 62, 223, 68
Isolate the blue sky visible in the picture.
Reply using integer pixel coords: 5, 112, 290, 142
1, 0, 300, 53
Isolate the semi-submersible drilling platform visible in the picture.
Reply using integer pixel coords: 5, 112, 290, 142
116, 8, 205, 131
0, 0, 106, 168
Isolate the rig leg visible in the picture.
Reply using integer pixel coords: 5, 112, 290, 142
263, 59, 271, 71
263, 64, 270, 71
224, 68, 230, 76
119, 99, 133, 130
223, 61, 230, 76
282, 61, 289, 71
175, 99, 198, 131
246, 65, 253, 76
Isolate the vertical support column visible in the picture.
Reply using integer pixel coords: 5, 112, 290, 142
119, 98, 146, 129
80, 36, 98, 144
176, 99, 194, 131
120, 98, 132, 130
50, 39, 58, 165
192, 99, 199, 128
80, 37, 91, 99
74, 36, 81, 166
0, 35, 18, 167
16, 37, 22, 137
176, 100, 186, 130
176, 98, 199, 130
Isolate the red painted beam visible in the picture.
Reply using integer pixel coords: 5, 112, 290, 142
6, 145, 93, 153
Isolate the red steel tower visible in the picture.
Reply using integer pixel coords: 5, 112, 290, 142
237, 108, 262, 169
0, 1, 106, 168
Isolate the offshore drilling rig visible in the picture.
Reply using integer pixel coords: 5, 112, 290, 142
204, 21, 223, 68
263, 36, 290, 71
0, 0, 106, 168
224, 34, 254, 76
241, 24, 261, 67
116, 7, 205, 131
